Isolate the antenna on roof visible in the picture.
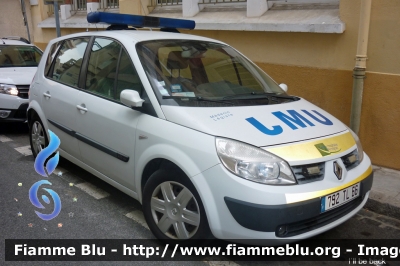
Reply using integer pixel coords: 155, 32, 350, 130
87, 12, 195, 32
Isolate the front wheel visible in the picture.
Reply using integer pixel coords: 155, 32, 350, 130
29, 116, 48, 158
142, 169, 210, 241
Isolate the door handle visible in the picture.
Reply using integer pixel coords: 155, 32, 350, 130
43, 92, 51, 99
76, 104, 88, 113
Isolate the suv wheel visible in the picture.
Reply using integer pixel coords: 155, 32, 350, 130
29, 117, 48, 158
143, 169, 210, 241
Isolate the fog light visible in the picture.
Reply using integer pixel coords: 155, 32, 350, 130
277, 225, 287, 236
0, 110, 11, 118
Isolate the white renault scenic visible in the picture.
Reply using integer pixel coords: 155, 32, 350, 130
28, 12, 373, 243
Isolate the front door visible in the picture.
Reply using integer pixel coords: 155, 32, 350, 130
75, 37, 144, 190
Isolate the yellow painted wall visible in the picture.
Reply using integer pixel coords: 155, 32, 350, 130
183, 0, 400, 75
120, 0, 151, 15
359, 72, 400, 170
256, 63, 353, 126
353, 0, 400, 74
33, 28, 89, 50
182, 29, 356, 72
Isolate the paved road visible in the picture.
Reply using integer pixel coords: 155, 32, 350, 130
1, 123, 400, 266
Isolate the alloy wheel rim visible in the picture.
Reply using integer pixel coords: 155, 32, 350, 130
150, 181, 200, 239
31, 121, 45, 155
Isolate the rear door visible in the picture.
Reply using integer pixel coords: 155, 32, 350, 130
41, 38, 90, 160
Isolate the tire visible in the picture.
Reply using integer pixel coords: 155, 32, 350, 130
142, 169, 210, 242
29, 116, 48, 158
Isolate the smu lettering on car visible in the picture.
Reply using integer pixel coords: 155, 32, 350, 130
246, 109, 333, 136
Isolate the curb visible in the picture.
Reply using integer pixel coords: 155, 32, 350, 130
365, 196, 400, 221
364, 166, 400, 220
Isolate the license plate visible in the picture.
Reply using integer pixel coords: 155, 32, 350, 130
321, 183, 360, 212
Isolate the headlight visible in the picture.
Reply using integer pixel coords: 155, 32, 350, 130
0, 84, 18, 96
348, 128, 364, 163
216, 137, 296, 185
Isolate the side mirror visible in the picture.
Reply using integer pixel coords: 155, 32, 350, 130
120, 90, 145, 108
279, 83, 288, 92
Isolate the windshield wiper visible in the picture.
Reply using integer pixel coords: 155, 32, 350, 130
162, 95, 236, 105
222, 92, 276, 100
222, 92, 298, 101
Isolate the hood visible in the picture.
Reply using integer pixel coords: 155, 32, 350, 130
161, 98, 347, 147
0, 67, 37, 85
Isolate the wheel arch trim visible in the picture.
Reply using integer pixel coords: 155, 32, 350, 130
135, 143, 217, 203
27, 101, 50, 140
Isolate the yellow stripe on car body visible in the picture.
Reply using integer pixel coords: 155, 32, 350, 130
266, 131, 356, 161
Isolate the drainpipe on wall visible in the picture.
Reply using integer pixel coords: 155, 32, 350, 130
20, 0, 31, 43
350, 0, 372, 134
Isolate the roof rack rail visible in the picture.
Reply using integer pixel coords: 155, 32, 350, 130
1, 36, 30, 44
87, 12, 195, 32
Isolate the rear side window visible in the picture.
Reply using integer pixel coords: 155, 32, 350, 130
49, 38, 90, 88
85, 37, 142, 101
44, 41, 63, 76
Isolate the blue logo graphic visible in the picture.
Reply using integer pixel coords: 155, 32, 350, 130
30, 129, 62, 221
34, 130, 60, 177
29, 180, 62, 221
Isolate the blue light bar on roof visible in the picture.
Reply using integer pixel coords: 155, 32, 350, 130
87, 12, 195, 30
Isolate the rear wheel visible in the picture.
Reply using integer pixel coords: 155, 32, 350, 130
142, 169, 210, 241
29, 116, 48, 158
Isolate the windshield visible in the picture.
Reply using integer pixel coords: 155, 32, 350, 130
0, 45, 42, 68
136, 40, 294, 107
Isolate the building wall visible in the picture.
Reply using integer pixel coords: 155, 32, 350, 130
120, 0, 151, 15
33, 28, 87, 51
185, 0, 399, 74
0, 0, 33, 42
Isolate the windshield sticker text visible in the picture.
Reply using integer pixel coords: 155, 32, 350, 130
246, 110, 333, 136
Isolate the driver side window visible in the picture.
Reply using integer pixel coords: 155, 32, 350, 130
85, 37, 143, 101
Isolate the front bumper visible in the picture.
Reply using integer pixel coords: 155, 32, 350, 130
191, 153, 373, 242
0, 103, 28, 122
225, 171, 372, 237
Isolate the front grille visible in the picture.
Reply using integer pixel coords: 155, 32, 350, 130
341, 149, 360, 171
276, 195, 363, 237
291, 162, 325, 184
17, 85, 29, 99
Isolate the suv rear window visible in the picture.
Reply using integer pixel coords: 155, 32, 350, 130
0, 45, 42, 67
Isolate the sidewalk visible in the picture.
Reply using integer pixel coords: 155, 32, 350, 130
365, 165, 400, 220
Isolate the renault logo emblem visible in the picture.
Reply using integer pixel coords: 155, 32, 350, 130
333, 161, 343, 180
